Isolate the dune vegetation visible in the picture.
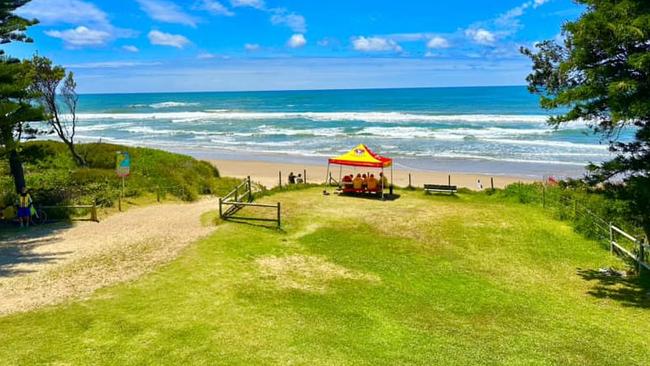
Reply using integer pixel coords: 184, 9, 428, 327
0, 141, 239, 217
0, 187, 647, 365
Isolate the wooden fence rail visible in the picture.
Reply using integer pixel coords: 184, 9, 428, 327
538, 186, 648, 274
40, 204, 99, 222
219, 176, 281, 228
610, 225, 649, 273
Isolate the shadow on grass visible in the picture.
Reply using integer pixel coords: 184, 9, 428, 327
577, 268, 650, 308
224, 217, 285, 232
0, 222, 74, 278
335, 193, 402, 201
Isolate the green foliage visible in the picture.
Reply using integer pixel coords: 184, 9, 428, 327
1, 141, 233, 212
26, 55, 86, 166
521, 0, 650, 238
495, 182, 642, 240
0, 1, 37, 51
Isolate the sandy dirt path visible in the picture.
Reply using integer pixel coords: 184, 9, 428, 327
0, 197, 219, 316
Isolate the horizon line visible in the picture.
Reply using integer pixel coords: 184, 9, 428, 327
78, 84, 529, 96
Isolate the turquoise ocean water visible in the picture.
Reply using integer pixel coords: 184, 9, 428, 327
72, 86, 624, 178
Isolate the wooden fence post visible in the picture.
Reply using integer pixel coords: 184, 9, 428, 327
609, 223, 614, 254
219, 198, 223, 218
408, 173, 412, 188
490, 177, 494, 190
448, 174, 451, 186
304, 169, 307, 184
247, 176, 252, 202
156, 185, 161, 202
277, 202, 281, 228
639, 239, 645, 273
279, 171, 282, 188
91, 202, 98, 222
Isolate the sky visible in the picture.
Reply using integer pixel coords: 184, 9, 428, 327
5, 0, 584, 94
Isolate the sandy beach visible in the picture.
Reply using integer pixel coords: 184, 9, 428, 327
210, 159, 537, 190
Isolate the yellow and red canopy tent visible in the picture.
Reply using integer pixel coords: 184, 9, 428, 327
326, 144, 393, 197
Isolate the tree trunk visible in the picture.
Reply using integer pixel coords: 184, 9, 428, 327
65, 140, 86, 166
8, 149, 25, 193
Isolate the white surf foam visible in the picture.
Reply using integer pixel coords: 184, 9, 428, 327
149, 101, 200, 109
75, 111, 551, 124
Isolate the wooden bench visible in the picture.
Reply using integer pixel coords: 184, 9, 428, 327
424, 184, 457, 194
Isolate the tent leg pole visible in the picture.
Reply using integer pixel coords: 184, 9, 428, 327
381, 167, 385, 200
390, 165, 394, 197
325, 163, 330, 186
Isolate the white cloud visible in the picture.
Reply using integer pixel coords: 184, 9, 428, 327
197, 0, 234, 16
287, 34, 307, 48
533, 0, 550, 8
122, 45, 139, 52
352, 36, 402, 52
17, 0, 109, 26
197, 52, 216, 59
18, 0, 136, 47
461, 0, 552, 50
270, 9, 307, 33
137, 0, 198, 27
465, 28, 496, 45
230, 0, 265, 9
244, 43, 260, 51
427, 36, 450, 49
44, 26, 111, 48
148, 30, 191, 48
66, 61, 162, 69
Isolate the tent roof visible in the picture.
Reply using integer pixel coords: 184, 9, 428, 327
328, 144, 392, 168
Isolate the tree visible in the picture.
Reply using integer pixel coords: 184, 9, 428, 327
521, 0, 650, 239
0, 0, 43, 192
29, 55, 86, 166
0, 1, 37, 52
0, 59, 44, 192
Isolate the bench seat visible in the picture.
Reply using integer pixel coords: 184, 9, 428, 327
423, 184, 457, 194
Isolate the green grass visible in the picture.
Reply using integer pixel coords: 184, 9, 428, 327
0, 188, 648, 365
1, 141, 241, 214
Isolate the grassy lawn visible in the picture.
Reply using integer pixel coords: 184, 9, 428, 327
0, 188, 648, 365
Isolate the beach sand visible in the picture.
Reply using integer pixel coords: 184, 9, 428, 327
209, 159, 537, 190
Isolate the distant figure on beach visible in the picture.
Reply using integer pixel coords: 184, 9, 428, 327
17, 187, 33, 228
296, 174, 304, 184
288, 172, 295, 184
477, 179, 483, 190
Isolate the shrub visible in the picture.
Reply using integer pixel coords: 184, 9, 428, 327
1, 141, 232, 218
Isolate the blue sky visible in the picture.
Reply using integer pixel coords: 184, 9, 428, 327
6, 0, 583, 93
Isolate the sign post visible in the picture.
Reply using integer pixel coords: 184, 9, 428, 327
115, 151, 131, 212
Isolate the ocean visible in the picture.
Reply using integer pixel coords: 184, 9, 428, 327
72, 86, 622, 178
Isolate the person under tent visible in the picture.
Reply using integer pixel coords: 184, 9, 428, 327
367, 174, 379, 193
352, 174, 364, 191
342, 174, 353, 191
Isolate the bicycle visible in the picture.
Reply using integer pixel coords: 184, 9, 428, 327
0, 205, 47, 226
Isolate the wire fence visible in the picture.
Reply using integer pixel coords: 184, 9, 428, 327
536, 184, 649, 273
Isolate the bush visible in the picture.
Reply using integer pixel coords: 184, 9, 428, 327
1, 141, 233, 218
493, 181, 643, 240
